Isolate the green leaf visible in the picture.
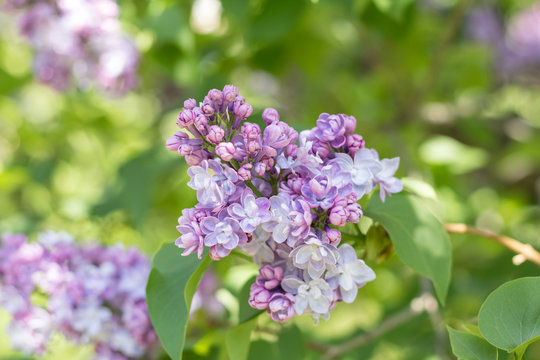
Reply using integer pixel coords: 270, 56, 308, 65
248, 340, 280, 360
146, 243, 211, 360
278, 325, 305, 360
238, 275, 263, 324
225, 318, 257, 360
478, 277, 540, 357
221, 0, 250, 22
447, 327, 498, 360
247, 0, 307, 44
372, 0, 413, 21
365, 193, 452, 303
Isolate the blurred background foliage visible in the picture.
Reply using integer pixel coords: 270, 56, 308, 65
1, 0, 539, 358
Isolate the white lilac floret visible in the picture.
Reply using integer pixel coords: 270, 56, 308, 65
167, 85, 402, 323
326, 244, 376, 303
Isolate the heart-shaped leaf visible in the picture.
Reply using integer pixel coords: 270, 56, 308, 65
478, 277, 540, 358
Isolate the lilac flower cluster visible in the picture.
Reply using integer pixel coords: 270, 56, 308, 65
4, 0, 139, 95
467, 3, 540, 78
167, 86, 402, 323
0, 231, 157, 359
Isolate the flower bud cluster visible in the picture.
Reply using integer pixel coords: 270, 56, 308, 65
168, 85, 402, 323
0, 231, 157, 359
4, 0, 139, 95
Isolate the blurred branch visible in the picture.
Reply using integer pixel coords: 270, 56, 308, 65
313, 292, 437, 359
444, 223, 540, 266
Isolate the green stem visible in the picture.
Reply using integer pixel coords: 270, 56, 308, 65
245, 180, 264, 198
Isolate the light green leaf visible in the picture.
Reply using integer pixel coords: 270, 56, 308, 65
478, 277, 540, 358
372, 0, 413, 20
226, 318, 257, 360
448, 327, 498, 360
146, 243, 211, 360
419, 136, 488, 174
365, 193, 452, 303
238, 275, 263, 324
401, 177, 438, 200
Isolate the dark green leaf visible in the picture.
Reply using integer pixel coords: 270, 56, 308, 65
365, 193, 452, 303
247, 0, 307, 44
478, 277, 540, 357
146, 243, 211, 360
447, 327, 498, 360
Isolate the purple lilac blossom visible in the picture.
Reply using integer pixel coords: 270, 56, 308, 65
6, 0, 139, 95
0, 231, 157, 359
228, 190, 272, 233
167, 86, 399, 324
201, 216, 248, 259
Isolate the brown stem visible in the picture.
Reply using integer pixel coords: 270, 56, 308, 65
444, 223, 540, 267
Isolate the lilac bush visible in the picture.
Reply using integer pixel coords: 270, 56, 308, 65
4, 0, 139, 95
167, 85, 402, 323
467, 3, 540, 78
0, 231, 157, 359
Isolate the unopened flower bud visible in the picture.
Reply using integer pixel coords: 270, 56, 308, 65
262, 108, 280, 125
238, 164, 252, 181
347, 134, 365, 155
325, 228, 341, 246
254, 162, 266, 176
223, 85, 239, 102
249, 284, 271, 310
183, 98, 197, 110
343, 114, 357, 134
215, 142, 236, 161
207, 125, 225, 144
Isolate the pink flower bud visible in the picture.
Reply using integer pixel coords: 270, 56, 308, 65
201, 102, 215, 116
285, 144, 298, 157
207, 89, 222, 103
246, 140, 261, 154
347, 134, 365, 155
184, 98, 197, 110
176, 110, 195, 128
343, 114, 357, 134
267, 293, 295, 322
329, 206, 349, 227
215, 142, 236, 161
241, 122, 262, 141
325, 228, 341, 246
238, 164, 253, 181
249, 284, 271, 310
262, 108, 280, 125
207, 125, 225, 144
166, 131, 188, 151
254, 162, 266, 176
185, 151, 206, 166
223, 85, 239, 102
233, 98, 253, 119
